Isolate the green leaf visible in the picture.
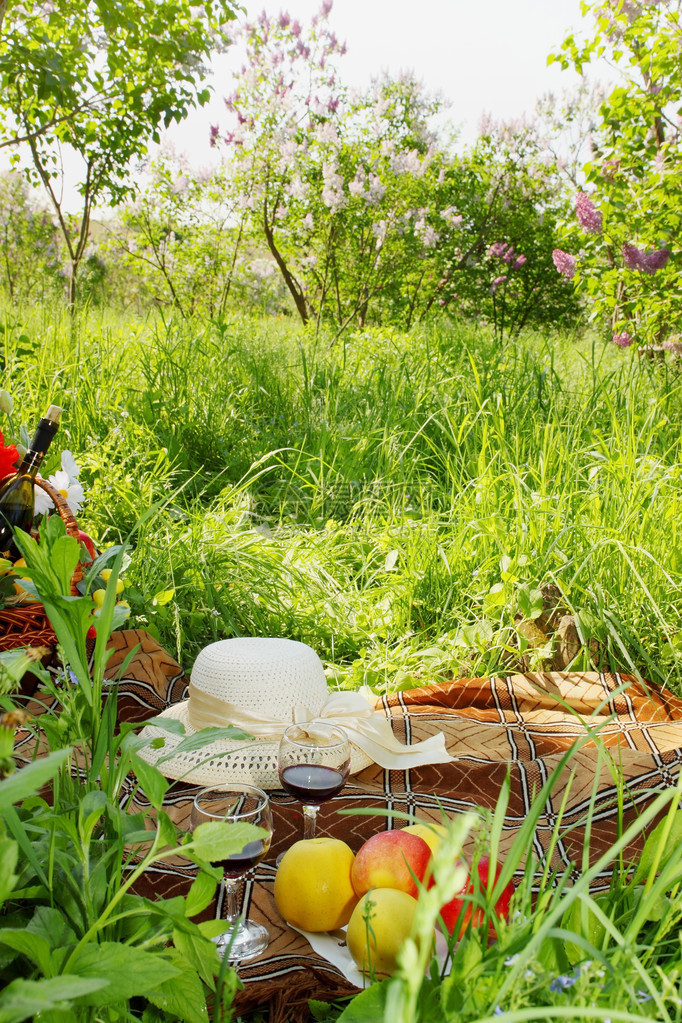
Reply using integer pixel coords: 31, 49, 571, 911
0, 750, 72, 811
633, 808, 682, 884
336, 980, 389, 1021
156, 809, 179, 852
517, 584, 544, 620
185, 871, 219, 918
128, 751, 169, 810
0, 976, 108, 1023
155, 725, 253, 764
188, 821, 268, 865
138, 716, 186, 736
172, 926, 220, 987
0, 929, 52, 977
49, 535, 80, 593
0, 838, 18, 906
27, 906, 77, 953
69, 943, 181, 1005
145, 948, 210, 1023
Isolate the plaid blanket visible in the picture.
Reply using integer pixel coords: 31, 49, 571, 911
13, 630, 682, 1022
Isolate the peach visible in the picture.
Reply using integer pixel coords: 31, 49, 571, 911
351, 830, 431, 898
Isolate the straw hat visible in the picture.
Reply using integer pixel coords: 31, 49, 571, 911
136, 637, 374, 789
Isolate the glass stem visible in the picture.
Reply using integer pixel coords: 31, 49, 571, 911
302, 804, 319, 840
224, 876, 240, 925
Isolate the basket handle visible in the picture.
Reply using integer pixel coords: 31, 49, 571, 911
33, 477, 83, 593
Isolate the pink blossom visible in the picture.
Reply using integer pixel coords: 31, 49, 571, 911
366, 174, 385, 205
576, 191, 603, 234
278, 12, 290, 28
612, 331, 634, 347
552, 249, 577, 280
291, 19, 302, 36
623, 242, 645, 270
623, 242, 671, 274
643, 248, 671, 273
209, 124, 220, 147
492, 275, 507, 291
662, 339, 682, 355
512, 255, 527, 269
489, 241, 507, 258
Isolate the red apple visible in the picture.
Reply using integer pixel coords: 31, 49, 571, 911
351, 830, 431, 898
78, 530, 97, 563
438, 856, 514, 939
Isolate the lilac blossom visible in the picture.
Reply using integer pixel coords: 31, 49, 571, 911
612, 330, 634, 347
552, 249, 577, 280
644, 247, 671, 273
348, 170, 365, 198
575, 191, 603, 234
441, 206, 463, 227
492, 275, 507, 291
489, 241, 507, 258
288, 175, 308, 200
662, 338, 682, 355
366, 174, 385, 205
623, 242, 671, 274
512, 254, 527, 269
623, 242, 645, 270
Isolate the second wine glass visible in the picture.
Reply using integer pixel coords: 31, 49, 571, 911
277, 722, 351, 842
191, 784, 272, 962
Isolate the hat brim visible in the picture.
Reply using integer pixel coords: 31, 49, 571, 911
136, 700, 374, 790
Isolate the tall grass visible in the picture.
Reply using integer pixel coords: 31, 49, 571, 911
1, 301, 681, 691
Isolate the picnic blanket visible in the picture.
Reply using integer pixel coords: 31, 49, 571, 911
13, 629, 682, 1023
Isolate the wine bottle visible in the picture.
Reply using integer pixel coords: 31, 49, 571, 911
0, 405, 62, 561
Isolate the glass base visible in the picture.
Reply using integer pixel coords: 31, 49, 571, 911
214, 919, 269, 963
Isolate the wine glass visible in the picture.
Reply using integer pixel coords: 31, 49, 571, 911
191, 784, 272, 962
277, 722, 351, 845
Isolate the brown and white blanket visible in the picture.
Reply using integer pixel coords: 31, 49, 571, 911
13, 630, 682, 1022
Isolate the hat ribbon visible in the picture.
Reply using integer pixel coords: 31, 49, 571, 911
187, 684, 454, 770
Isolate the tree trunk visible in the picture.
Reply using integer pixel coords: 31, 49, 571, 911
262, 196, 308, 325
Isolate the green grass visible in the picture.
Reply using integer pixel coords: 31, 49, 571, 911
2, 302, 681, 693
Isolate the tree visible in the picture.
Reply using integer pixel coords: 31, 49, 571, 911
215, 5, 451, 334
549, 0, 682, 348
0, 0, 238, 305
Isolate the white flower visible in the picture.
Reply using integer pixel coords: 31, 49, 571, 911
34, 451, 85, 516
288, 175, 309, 200
33, 478, 54, 515
61, 450, 80, 479
48, 469, 85, 515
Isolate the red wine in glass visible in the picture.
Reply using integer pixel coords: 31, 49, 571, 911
277, 723, 351, 849
218, 838, 270, 879
280, 764, 348, 803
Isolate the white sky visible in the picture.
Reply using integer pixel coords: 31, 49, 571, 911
3, 0, 615, 211
165, 0, 600, 162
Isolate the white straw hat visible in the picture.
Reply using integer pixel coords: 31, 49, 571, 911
137, 636, 455, 790
136, 637, 373, 789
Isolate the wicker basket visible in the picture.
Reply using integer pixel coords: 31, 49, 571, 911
0, 477, 83, 653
